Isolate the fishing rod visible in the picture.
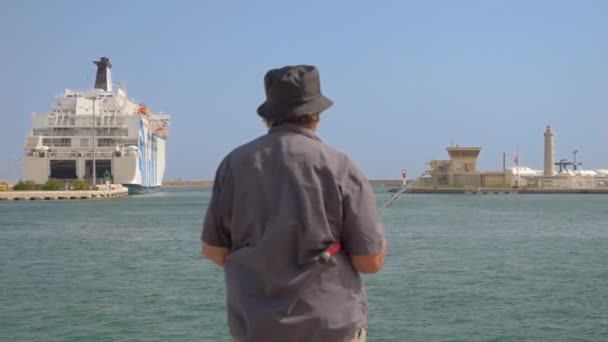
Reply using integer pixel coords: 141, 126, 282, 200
376, 174, 423, 213
318, 178, 420, 264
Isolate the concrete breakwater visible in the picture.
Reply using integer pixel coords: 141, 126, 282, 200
406, 187, 608, 194
162, 179, 405, 187
0, 186, 128, 201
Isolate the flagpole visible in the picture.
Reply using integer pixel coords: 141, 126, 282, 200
503, 152, 506, 187
515, 144, 519, 188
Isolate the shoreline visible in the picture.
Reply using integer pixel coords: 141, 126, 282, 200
161, 180, 405, 188
406, 187, 608, 194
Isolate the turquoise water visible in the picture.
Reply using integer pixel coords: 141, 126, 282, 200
1, 188, 607, 341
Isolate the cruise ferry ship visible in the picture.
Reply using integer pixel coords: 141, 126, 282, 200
23, 57, 170, 194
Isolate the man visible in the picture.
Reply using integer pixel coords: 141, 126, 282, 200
201, 65, 386, 342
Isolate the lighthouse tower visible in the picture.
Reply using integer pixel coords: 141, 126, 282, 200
543, 125, 555, 176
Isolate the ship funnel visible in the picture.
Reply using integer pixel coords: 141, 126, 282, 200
93, 57, 113, 92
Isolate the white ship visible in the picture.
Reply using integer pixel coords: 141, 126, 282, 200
23, 57, 170, 194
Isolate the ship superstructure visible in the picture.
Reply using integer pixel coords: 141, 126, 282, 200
23, 57, 170, 193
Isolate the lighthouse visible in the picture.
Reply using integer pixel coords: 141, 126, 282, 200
543, 125, 555, 176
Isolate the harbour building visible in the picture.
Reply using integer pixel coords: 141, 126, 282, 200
418, 126, 608, 191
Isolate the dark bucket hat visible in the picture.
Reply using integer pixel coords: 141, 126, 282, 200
257, 65, 333, 120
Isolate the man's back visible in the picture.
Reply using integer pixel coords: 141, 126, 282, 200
203, 124, 383, 342
202, 65, 385, 342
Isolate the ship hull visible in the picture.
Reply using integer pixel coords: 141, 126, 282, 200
123, 184, 161, 195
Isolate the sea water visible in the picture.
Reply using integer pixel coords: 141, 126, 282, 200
1, 188, 607, 341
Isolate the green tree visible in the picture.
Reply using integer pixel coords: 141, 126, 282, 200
41, 179, 64, 191
70, 179, 91, 190
13, 180, 38, 191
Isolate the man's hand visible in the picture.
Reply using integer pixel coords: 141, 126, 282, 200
201, 242, 230, 267
349, 239, 387, 274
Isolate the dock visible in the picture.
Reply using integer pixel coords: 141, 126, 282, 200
162, 179, 405, 188
406, 187, 608, 194
0, 186, 129, 201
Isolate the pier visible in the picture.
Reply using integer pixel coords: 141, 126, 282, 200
162, 179, 405, 188
406, 186, 608, 194
0, 186, 128, 201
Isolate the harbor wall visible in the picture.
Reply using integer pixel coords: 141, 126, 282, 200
0, 186, 128, 201
161, 179, 405, 187
408, 187, 608, 194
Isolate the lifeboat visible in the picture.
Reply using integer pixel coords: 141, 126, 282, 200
137, 104, 150, 115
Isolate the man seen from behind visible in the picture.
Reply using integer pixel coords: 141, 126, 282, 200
201, 65, 387, 342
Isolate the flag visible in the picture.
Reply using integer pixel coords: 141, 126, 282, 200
514, 155, 519, 165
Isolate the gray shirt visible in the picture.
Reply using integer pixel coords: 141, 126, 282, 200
202, 124, 384, 342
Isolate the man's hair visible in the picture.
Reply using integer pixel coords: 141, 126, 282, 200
265, 113, 320, 128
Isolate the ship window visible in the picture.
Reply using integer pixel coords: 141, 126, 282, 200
42, 138, 71, 147
98, 138, 116, 147
33, 129, 47, 136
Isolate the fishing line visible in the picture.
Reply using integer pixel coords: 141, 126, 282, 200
376, 175, 422, 213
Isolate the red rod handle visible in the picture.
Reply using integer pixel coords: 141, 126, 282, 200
319, 242, 342, 263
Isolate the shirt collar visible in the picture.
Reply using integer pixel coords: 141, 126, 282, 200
268, 123, 321, 142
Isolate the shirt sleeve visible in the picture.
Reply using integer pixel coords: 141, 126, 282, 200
341, 163, 385, 255
201, 155, 232, 248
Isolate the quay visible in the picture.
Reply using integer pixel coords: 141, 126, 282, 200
406, 187, 608, 194
162, 179, 405, 188
0, 185, 128, 201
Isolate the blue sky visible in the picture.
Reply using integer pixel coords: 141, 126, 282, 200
1, 0, 607, 181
